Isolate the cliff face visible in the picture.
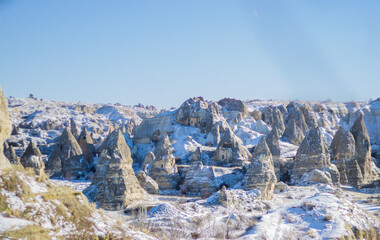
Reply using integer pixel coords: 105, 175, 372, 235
0, 86, 11, 169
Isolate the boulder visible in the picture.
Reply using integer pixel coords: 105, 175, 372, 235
149, 134, 178, 191
266, 128, 281, 180
244, 137, 277, 200
283, 106, 309, 145
89, 130, 146, 210
301, 169, 332, 185
46, 127, 84, 178
77, 127, 95, 165
350, 114, 375, 184
183, 161, 216, 197
212, 128, 252, 167
4, 142, 19, 164
0, 86, 11, 169
218, 186, 234, 208
20, 141, 45, 176
330, 127, 363, 187
137, 171, 159, 194
291, 126, 335, 184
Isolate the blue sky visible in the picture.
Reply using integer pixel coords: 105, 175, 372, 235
0, 1, 379, 109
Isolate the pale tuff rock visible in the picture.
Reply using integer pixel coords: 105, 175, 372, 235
46, 127, 84, 177
133, 114, 173, 144
300, 104, 318, 128
212, 128, 252, 167
20, 140, 45, 176
70, 118, 80, 138
244, 137, 277, 200
218, 185, 234, 208
175, 97, 209, 127
254, 120, 271, 135
261, 106, 286, 133
291, 126, 335, 184
183, 161, 216, 197
218, 98, 249, 119
0, 86, 11, 169
330, 127, 363, 187
90, 130, 146, 210
301, 169, 332, 185
149, 134, 178, 190
125, 118, 137, 136
206, 120, 230, 146
77, 127, 95, 165
249, 110, 262, 121
190, 147, 202, 162
266, 128, 281, 180
137, 171, 159, 194
350, 114, 375, 184
283, 106, 309, 145
174, 97, 223, 135
4, 142, 19, 164
142, 151, 155, 171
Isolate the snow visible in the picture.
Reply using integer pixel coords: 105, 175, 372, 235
0, 214, 34, 232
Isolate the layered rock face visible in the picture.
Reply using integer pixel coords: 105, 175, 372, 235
20, 140, 45, 176
261, 106, 286, 133
212, 128, 252, 167
266, 128, 281, 180
350, 114, 375, 184
0, 86, 11, 169
149, 134, 178, 190
77, 127, 95, 165
291, 126, 338, 185
244, 137, 277, 200
283, 106, 309, 145
90, 130, 146, 210
137, 171, 159, 194
183, 161, 216, 197
46, 127, 85, 178
330, 127, 363, 187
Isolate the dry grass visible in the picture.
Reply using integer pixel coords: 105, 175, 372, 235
3, 225, 51, 240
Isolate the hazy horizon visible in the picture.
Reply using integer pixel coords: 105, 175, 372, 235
1, 1, 379, 109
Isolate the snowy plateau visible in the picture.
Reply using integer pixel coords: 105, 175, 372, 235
0, 94, 379, 240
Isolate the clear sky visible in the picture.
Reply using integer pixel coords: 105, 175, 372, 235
0, 1, 379, 109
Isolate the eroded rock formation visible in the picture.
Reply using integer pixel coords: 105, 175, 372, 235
291, 126, 339, 185
244, 137, 277, 200
20, 140, 45, 176
89, 130, 146, 210
212, 128, 251, 167
283, 106, 309, 145
149, 134, 178, 191
46, 127, 85, 178
183, 161, 216, 197
330, 126, 363, 188
350, 114, 375, 184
